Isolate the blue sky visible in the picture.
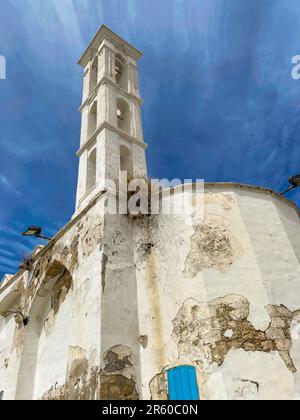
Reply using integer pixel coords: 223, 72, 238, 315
0, 0, 300, 278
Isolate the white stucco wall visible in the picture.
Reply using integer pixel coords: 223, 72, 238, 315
1, 184, 300, 400
133, 185, 300, 400
0, 197, 105, 400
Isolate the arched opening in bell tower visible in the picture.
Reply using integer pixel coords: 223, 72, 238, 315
90, 56, 98, 93
86, 148, 97, 193
88, 101, 97, 138
115, 54, 127, 91
120, 145, 133, 177
117, 98, 130, 134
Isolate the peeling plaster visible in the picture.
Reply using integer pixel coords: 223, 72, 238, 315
69, 234, 79, 273
81, 218, 103, 257
184, 215, 243, 276
12, 260, 73, 354
41, 346, 100, 400
100, 345, 139, 400
64, 346, 99, 400
41, 384, 65, 400
172, 295, 299, 373
203, 192, 236, 211
149, 371, 168, 400
51, 269, 72, 315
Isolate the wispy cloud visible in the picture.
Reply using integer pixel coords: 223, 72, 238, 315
0, 174, 22, 196
0, 175, 9, 188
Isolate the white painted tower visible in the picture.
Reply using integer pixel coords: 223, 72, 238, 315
75, 25, 147, 214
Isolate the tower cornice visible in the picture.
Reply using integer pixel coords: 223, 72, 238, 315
78, 25, 143, 68
79, 76, 143, 112
76, 121, 147, 158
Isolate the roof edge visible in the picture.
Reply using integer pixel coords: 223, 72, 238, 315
1, 181, 299, 294
204, 182, 299, 215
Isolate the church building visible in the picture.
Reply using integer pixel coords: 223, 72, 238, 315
1, 25, 300, 400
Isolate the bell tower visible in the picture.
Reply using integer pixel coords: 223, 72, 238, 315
74, 25, 147, 214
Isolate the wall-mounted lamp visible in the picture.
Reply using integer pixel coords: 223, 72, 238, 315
22, 226, 51, 241
280, 175, 300, 195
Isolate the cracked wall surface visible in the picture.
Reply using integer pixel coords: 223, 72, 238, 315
172, 294, 299, 372
233, 378, 259, 400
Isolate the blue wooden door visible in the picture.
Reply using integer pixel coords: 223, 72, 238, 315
167, 366, 199, 400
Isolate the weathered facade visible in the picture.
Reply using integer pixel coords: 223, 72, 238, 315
1, 26, 300, 400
